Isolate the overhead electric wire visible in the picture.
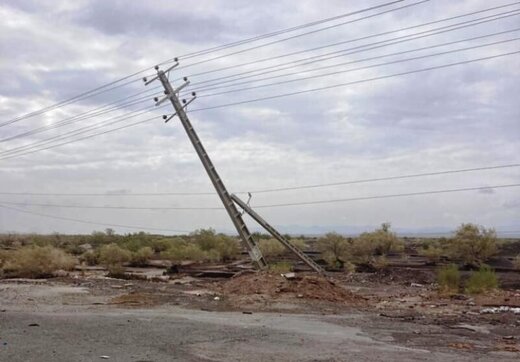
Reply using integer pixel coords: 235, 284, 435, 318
0, 104, 162, 158
2, 183, 518, 211
1, 50, 518, 161
159, 0, 430, 72
174, 0, 407, 60
0, 203, 190, 233
184, 9, 520, 92
0, 86, 162, 143
0, 106, 163, 160
187, 50, 520, 113
7, 12, 519, 146
1, 0, 412, 128
0, 114, 162, 161
1, 163, 518, 196
11, 15, 519, 146
8, 14, 519, 147
180, 3, 520, 82
195, 37, 520, 99
252, 183, 520, 208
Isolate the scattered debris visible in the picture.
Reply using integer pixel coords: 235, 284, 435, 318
450, 324, 490, 334
28, 323, 39, 327
282, 272, 296, 280
410, 283, 423, 288
481, 306, 520, 314
448, 342, 474, 350
99, 356, 110, 360
242, 311, 253, 315
213, 296, 220, 301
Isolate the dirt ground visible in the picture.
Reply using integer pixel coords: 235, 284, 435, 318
0, 265, 519, 361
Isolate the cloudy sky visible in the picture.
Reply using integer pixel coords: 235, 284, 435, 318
0, 0, 519, 236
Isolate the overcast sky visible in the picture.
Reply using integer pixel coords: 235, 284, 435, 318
0, 0, 518, 236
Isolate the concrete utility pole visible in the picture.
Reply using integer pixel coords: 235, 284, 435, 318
145, 64, 267, 269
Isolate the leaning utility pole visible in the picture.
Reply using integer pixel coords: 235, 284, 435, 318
144, 63, 267, 269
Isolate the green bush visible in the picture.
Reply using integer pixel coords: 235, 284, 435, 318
437, 264, 460, 294
130, 246, 154, 267
448, 223, 497, 267
1, 246, 76, 278
150, 238, 174, 253
99, 243, 131, 276
190, 229, 240, 261
465, 265, 498, 294
258, 239, 286, 257
317, 232, 349, 268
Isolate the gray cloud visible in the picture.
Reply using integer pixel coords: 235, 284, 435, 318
0, 0, 519, 235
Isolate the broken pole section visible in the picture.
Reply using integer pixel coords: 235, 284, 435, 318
151, 67, 267, 270
231, 193, 325, 274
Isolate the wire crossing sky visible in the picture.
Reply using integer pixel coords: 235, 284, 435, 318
0, 0, 518, 235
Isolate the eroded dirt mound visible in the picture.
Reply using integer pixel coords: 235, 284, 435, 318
221, 272, 361, 303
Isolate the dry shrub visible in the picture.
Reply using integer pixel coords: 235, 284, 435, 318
99, 243, 131, 276
130, 246, 154, 267
350, 223, 403, 268
317, 232, 349, 269
437, 264, 460, 295
81, 250, 99, 266
419, 243, 443, 264
465, 265, 498, 294
191, 229, 240, 261
448, 223, 497, 267
512, 254, 520, 270
268, 261, 293, 273
259, 239, 286, 257
1, 246, 76, 278
162, 242, 207, 262
290, 238, 307, 250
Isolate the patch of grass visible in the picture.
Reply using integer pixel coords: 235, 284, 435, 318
465, 265, 498, 294
1, 246, 76, 278
437, 264, 460, 295
268, 261, 293, 273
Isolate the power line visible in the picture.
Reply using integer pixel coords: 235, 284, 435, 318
181, 4, 520, 83
196, 37, 520, 98
188, 50, 520, 112
1, 183, 518, 210
160, 0, 430, 72
12, 21, 519, 146
2, 50, 518, 161
0, 113, 162, 161
185, 9, 520, 92
0, 203, 190, 233
253, 183, 520, 208
0, 87, 162, 143
1, 163, 518, 196
1, 0, 411, 128
0, 105, 161, 158
10, 28, 517, 149
174, 0, 408, 61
